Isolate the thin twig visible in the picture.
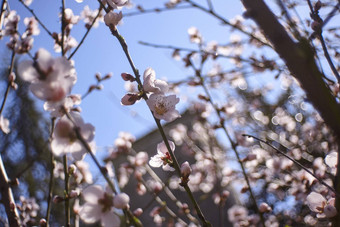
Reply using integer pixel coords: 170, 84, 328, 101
0, 0, 7, 29
61, 0, 66, 56
0, 50, 15, 116
17, 0, 54, 37
46, 118, 56, 226
306, 0, 314, 14
206, 0, 214, 11
0, 155, 21, 227
318, 31, 340, 83
139, 40, 254, 63
63, 155, 70, 227
123, 5, 192, 17
321, 2, 340, 30
243, 134, 339, 197
68, 6, 103, 60
309, 2, 340, 39
306, 0, 340, 83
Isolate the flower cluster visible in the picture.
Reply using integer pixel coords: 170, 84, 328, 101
306, 192, 337, 218
1, 10, 40, 53
81, 5, 104, 28
17, 196, 40, 226
121, 67, 180, 122
102, 0, 128, 30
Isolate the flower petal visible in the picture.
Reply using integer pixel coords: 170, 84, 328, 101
306, 192, 326, 212
82, 185, 104, 204
101, 211, 120, 227
149, 155, 163, 168
79, 203, 101, 224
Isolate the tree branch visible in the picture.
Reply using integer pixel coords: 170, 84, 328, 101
0, 155, 21, 227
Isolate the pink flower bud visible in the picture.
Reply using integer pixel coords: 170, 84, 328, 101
114, 193, 130, 209
135, 151, 148, 166
121, 93, 140, 105
259, 202, 272, 213
39, 218, 47, 227
10, 82, 18, 90
103, 72, 113, 80
10, 202, 16, 211
311, 21, 321, 31
314, 1, 322, 11
241, 186, 249, 193
68, 164, 77, 174
9, 72, 16, 82
324, 204, 337, 218
88, 85, 97, 93
180, 203, 189, 214
187, 80, 200, 86
133, 208, 143, 216
198, 94, 210, 101
104, 11, 123, 28
221, 190, 230, 199
95, 73, 101, 81
246, 153, 257, 161
53, 195, 64, 203
181, 161, 192, 178
121, 72, 135, 82
69, 190, 79, 198
152, 181, 163, 193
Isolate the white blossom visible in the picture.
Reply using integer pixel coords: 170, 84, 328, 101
79, 185, 120, 227
149, 140, 175, 171
18, 48, 76, 102
104, 11, 122, 27
146, 93, 180, 122
306, 192, 337, 218
143, 67, 168, 94
0, 115, 10, 134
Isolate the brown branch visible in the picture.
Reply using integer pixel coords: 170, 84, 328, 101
0, 0, 7, 29
0, 156, 21, 227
